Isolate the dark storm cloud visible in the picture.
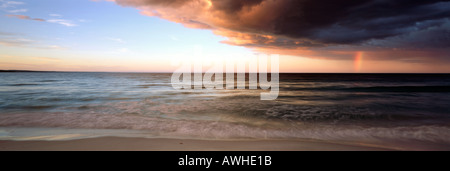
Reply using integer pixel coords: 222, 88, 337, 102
213, 0, 450, 45
364, 19, 450, 49
114, 0, 450, 58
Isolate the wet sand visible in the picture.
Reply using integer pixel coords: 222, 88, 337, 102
0, 137, 391, 151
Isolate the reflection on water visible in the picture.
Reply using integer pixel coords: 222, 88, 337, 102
1, 72, 450, 150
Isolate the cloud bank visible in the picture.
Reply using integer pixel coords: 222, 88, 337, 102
113, 0, 450, 60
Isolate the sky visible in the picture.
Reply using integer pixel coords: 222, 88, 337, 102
0, 0, 449, 73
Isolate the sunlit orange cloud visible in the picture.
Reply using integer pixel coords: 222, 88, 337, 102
109, 1, 371, 59
135, 0, 214, 29
113, 0, 304, 45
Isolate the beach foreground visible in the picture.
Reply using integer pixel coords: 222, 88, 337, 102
0, 137, 390, 151
2, 73, 450, 151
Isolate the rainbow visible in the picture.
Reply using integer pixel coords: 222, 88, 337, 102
354, 52, 363, 72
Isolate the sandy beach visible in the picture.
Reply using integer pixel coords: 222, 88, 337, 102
0, 137, 391, 151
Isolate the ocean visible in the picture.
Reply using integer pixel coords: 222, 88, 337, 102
1, 72, 450, 150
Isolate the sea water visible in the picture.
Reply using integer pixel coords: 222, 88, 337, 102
1, 72, 450, 150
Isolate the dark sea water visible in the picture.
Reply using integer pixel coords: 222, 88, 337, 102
1, 72, 450, 150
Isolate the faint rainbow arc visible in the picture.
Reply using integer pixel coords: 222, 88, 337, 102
354, 52, 363, 72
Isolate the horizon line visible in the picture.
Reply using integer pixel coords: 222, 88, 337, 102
1, 70, 450, 74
